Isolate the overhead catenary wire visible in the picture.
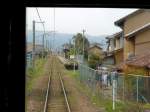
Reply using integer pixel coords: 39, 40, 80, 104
35, 7, 48, 58
35, 8, 56, 53
35, 8, 46, 48
53, 8, 55, 51
35, 8, 46, 35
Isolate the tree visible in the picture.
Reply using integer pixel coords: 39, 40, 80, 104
68, 48, 75, 56
72, 33, 90, 57
88, 53, 102, 69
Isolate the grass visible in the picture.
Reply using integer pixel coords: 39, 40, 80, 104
26, 58, 46, 93
65, 70, 149, 112
65, 70, 80, 79
25, 57, 47, 112
143, 103, 150, 109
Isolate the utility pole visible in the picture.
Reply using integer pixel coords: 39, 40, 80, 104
32, 20, 35, 68
42, 34, 45, 59
82, 29, 85, 63
46, 38, 48, 58
74, 39, 75, 72
46, 39, 48, 57
32, 21, 45, 67
46, 39, 47, 50
47, 40, 49, 53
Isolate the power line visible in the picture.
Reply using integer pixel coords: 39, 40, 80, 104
35, 8, 46, 34
35, 8, 47, 59
53, 8, 55, 51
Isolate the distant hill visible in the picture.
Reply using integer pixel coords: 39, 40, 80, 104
26, 30, 108, 51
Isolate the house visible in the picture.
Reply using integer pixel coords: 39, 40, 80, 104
88, 43, 104, 60
103, 36, 115, 65
26, 43, 44, 68
26, 43, 33, 68
115, 9, 150, 75
26, 43, 43, 56
103, 31, 124, 70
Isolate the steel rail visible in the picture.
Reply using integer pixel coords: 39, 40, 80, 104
43, 72, 51, 112
59, 73, 71, 112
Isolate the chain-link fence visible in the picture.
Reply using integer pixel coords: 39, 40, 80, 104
79, 64, 113, 99
117, 74, 150, 103
78, 64, 150, 110
26, 53, 32, 69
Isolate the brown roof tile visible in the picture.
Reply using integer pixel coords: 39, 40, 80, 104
126, 52, 150, 68
26, 43, 43, 53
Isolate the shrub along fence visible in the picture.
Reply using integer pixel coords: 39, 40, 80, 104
78, 64, 150, 111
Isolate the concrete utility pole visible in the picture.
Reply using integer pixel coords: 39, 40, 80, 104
46, 39, 47, 50
47, 40, 49, 52
32, 20, 35, 68
32, 21, 45, 67
82, 29, 86, 63
46, 39, 49, 58
42, 34, 45, 59
74, 39, 76, 72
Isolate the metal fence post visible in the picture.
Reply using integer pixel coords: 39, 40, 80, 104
92, 70, 96, 96
123, 76, 125, 102
136, 76, 139, 103
113, 79, 116, 110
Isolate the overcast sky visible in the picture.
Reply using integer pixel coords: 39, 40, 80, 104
26, 8, 138, 36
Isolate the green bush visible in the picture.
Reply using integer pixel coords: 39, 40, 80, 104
26, 58, 46, 93
88, 53, 101, 69
64, 62, 78, 70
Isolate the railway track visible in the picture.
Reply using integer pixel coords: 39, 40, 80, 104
43, 55, 71, 112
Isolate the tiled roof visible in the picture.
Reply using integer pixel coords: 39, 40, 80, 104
115, 52, 150, 70
26, 43, 43, 53
126, 52, 150, 68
